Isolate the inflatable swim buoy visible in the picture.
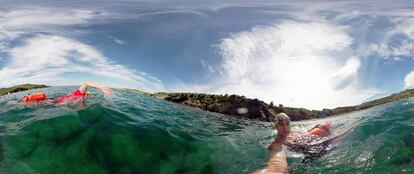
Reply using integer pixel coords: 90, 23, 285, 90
23, 92, 47, 102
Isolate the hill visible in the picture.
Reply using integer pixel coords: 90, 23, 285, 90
0, 84, 48, 96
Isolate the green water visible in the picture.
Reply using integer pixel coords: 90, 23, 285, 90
0, 87, 413, 173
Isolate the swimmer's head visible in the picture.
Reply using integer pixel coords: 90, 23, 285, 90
273, 112, 290, 128
321, 122, 331, 130
273, 112, 291, 138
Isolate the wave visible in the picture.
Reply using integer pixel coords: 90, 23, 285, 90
0, 87, 413, 173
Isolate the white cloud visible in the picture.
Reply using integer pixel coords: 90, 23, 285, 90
108, 35, 125, 45
266, 2, 414, 63
0, 30, 22, 51
392, 17, 414, 39
200, 59, 215, 73
177, 21, 380, 109
0, 8, 98, 52
364, 11, 414, 60
368, 42, 414, 61
330, 57, 361, 90
128, 9, 209, 19
0, 7, 164, 92
0, 8, 96, 29
0, 35, 164, 92
404, 70, 414, 89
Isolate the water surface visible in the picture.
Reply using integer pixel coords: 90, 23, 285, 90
0, 87, 413, 173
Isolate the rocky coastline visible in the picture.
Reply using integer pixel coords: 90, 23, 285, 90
149, 89, 414, 121
3, 84, 414, 122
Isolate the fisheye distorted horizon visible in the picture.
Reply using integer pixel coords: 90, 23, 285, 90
1, 0, 414, 109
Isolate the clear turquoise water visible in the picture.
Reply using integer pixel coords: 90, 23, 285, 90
0, 87, 413, 173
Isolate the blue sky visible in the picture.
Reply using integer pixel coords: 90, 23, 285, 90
1, 0, 414, 109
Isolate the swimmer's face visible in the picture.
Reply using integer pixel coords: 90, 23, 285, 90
276, 120, 290, 137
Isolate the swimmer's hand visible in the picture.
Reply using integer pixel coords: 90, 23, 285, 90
101, 87, 113, 95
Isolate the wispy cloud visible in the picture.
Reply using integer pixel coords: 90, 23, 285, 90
0, 7, 164, 91
108, 35, 125, 45
365, 15, 414, 61
0, 35, 164, 91
178, 21, 380, 109
0, 8, 96, 29
0, 7, 98, 52
363, 9, 414, 88
200, 59, 214, 73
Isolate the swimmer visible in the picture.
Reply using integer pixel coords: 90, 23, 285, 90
22, 81, 112, 104
284, 122, 341, 161
285, 122, 332, 147
252, 113, 290, 174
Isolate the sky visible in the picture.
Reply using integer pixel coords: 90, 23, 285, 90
1, 0, 414, 109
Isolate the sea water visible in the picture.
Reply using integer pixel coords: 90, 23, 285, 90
0, 87, 413, 173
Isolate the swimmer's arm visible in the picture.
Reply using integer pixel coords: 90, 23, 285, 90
79, 81, 113, 95
283, 131, 300, 146
266, 141, 288, 173
308, 124, 321, 132
268, 140, 283, 151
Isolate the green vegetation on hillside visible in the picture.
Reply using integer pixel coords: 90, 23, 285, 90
0, 84, 48, 96
360, 89, 414, 108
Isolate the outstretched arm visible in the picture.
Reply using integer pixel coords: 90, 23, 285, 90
308, 124, 321, 132
79, 81, 113, 95
254, 140, 287, 174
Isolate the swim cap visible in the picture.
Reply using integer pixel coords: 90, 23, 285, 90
273, 112, 290, 128
321, 123, 331, 130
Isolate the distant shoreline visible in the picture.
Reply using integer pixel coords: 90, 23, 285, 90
3, 84, 413, 122
0, 84, 48, 96
129, 88, 414, 122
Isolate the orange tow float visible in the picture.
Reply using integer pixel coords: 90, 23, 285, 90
22, 93, 47, 102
